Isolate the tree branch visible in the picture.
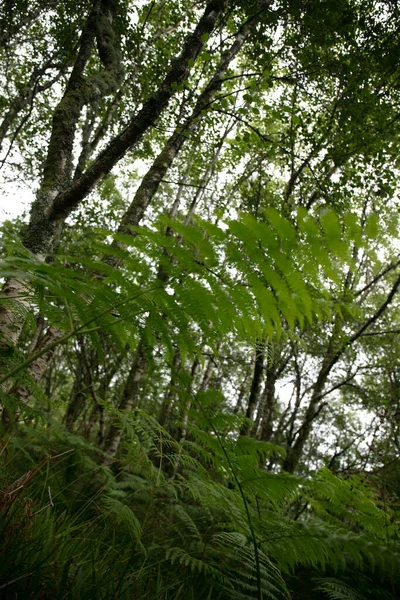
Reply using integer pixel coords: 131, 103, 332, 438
45, 0, 229, 221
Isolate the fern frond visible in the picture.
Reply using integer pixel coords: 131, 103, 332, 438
314, 577, 367, 600
102, 495, 143, 544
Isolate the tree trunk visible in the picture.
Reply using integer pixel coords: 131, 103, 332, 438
159, 347, 182, 428
0, 0, 123, 360
102, 342, 148, 458
171, 356, 200, 478
46, 0, 229, 222
84, 349, 126, 442
0, 278, 33, 375
64, 341, 93, 432
282, 360, 331, 473
107, 6, 259, 264
234, 373, 250, 414
259, 368, 278, 442
240, 339, 265, 436
2, 325, 63, 429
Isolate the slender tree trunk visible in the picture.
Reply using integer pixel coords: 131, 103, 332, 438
2, 325, 63, 429
46, 0, 229, 222
286, 353, 303, 445
102, 343, 148, 457
107, 7, 260, 264
171, 357, 200, 478
177, 358, 200, 442
189, 351, 218, 419
199, 355, 215, 394
159, 347, 182, 428
64, 364, 87, 433
282, 363, 330, 473
282, 330, 336, 474
64, 340, 93, 432
252, 396, 265, 438
0, 0, 123, 366
234, 373, 250, 414
259, 368, 278, 442
240, 339, 265, 436
84, 349, 126, 442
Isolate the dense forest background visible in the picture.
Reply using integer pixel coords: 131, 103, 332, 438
1, 0, 400, 598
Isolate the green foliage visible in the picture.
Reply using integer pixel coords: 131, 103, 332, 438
1, 409, 399, 599
2, 0, 400, 598
0, 203, 363, 388
314, 578, 366, 600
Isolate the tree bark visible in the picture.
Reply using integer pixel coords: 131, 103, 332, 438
107, 5, 261, 263
64, 345, 91, 433
240, 339, 265, 436
102, 342, 148, 457
45, 0, 229, 222
23, 0, 123, 256
282, 359, 331, 473
0, 278, 33, 374
259, 367, 278, 442
159, 347, 182, 428
2, 324, 63, 429
0, 0, 123, 368
171, 356, 200, 478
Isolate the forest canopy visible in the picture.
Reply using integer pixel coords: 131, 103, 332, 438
1, 0, 400, 598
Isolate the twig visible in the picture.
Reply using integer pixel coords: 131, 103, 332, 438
49, 448, 75, 460
29, 486, 54, 518
160, 179, 212, 191
354, 257, 400, 299
0, 438, 10, 458
0, 572, 34, 591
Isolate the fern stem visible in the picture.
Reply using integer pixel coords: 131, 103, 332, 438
179, 371, 264, 600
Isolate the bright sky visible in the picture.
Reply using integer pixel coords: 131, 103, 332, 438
1, 181, 32, 223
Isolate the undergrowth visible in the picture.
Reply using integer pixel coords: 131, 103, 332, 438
1, 411, 399, 599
